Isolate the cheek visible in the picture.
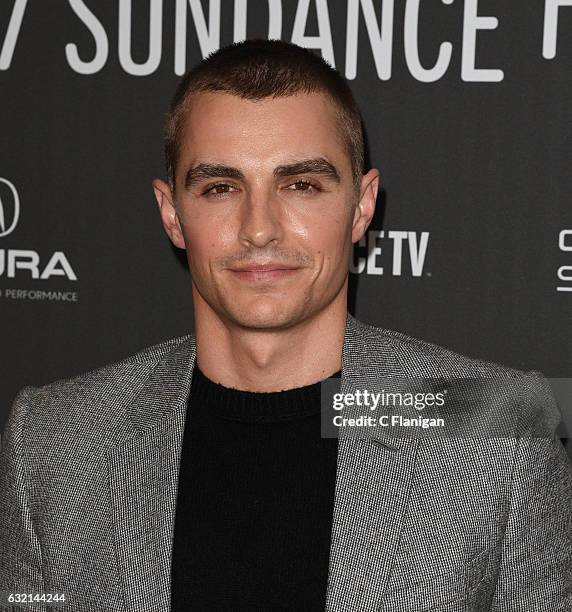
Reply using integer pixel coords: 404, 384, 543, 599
290, 201, 351, 240
302, 214, 351, 258
182, 213, 236, 258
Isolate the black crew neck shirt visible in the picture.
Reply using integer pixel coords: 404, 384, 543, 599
170, 365, 341, 611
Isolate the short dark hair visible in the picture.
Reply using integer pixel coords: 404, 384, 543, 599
164, 39, 365, 192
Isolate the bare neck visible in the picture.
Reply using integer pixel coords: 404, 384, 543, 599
193, 293, 347, 392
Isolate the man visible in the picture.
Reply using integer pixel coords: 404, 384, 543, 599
0, 39, 570, 612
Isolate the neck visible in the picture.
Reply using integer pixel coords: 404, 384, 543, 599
193, 288, 347, 392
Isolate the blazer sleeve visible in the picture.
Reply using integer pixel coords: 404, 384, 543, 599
0, 386, 47, 612
490, 371, 572, 610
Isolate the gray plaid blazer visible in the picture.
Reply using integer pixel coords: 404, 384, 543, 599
1, 313, 571, 611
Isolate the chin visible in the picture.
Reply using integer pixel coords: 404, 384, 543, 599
227, 304, 304, 330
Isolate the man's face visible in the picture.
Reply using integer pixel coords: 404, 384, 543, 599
154, 91, 378, 330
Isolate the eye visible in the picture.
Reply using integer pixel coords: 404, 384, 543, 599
203, 183, 238, 198
287, 179, 320, 194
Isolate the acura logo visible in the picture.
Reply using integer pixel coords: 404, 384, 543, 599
0, 177, 20, 237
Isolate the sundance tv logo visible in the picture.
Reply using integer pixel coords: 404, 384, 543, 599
557, 229, 572, 293
0, 177, 78, 302
350, 230, 429, 276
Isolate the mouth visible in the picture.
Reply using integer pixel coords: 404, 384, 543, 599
229, 264, 301, 282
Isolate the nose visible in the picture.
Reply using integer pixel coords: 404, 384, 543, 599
237, 187, 283, 249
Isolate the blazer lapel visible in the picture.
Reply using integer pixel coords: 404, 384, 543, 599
106, 336, 196, 612
326, 315, 420, 611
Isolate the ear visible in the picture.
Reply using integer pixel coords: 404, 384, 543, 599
152, 179, 186, 250
351, 168, 380, 243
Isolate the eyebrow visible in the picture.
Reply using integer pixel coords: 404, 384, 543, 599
184, 157, 341, 190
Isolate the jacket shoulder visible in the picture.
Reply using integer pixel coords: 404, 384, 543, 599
3, 334, 193, 448
37, 333, 192, 394
353, 317, 526, 378
352, 318, 559, 432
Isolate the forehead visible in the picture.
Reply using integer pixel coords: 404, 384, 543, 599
177, 91, 348, 173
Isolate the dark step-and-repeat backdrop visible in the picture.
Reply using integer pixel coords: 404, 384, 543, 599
1, 2, 571, 440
